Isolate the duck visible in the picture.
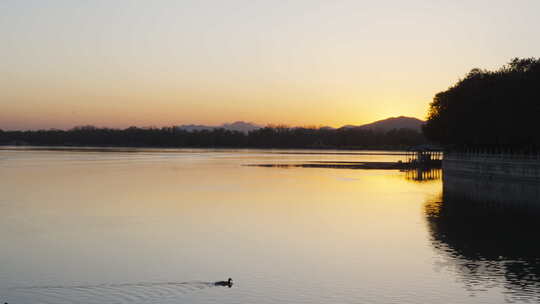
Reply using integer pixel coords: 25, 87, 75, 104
214, 278, 233, 287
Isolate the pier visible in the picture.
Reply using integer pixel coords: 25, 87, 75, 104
247, 147, 444, 170
406, 146, 443, 168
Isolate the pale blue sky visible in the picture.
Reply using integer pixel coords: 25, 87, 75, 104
2, 0, 540, 129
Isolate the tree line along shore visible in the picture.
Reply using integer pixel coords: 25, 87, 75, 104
0, 126, 426, 150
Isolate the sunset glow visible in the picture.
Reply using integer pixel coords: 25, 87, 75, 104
2, 0, 540, 130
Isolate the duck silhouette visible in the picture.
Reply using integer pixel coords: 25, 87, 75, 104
214, 278, 233, 287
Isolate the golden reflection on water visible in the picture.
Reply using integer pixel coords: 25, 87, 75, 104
3, 149, 525, 304
3, 154, 433, 246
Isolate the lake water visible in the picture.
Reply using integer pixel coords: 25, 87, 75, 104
1, 148, 539, 303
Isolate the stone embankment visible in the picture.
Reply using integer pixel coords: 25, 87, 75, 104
444, 153, 540, 182
443, 153, 540, 208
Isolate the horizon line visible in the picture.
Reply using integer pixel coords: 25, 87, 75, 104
0, 116, 425, 132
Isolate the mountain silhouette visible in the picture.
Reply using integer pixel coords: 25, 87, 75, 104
341, 116, 424, 132
174, 117, 424, 133
221, 121, 261, 133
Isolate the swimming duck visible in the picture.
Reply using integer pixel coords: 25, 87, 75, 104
214, 278, 233, 287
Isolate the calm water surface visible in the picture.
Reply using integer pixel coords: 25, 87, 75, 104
1, 148, 539, 303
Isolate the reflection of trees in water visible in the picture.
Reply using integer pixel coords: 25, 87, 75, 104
403, 168, 441, 182
425, 194, 540, 302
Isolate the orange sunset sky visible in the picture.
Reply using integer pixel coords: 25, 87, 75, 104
2, 0, 540, 130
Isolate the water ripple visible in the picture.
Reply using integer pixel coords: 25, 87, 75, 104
4, 281, 219, 304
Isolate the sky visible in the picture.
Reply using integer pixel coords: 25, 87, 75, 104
1, 0, 540, 130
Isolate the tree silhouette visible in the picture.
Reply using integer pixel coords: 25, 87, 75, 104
423, 58, 540, 149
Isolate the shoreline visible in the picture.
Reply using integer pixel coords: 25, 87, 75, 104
0, 145, 414, 154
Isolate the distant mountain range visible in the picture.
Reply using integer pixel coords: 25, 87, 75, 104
342, 116, 425, 132
176, 116, 424, 133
